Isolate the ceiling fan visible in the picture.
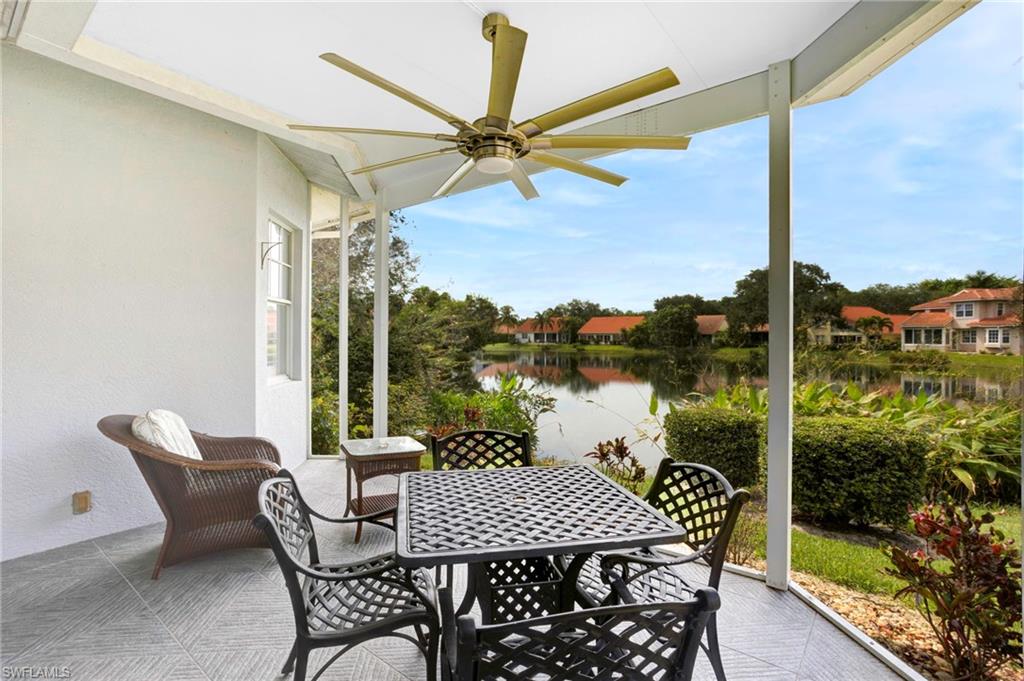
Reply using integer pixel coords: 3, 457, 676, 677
290, 12, 690, 200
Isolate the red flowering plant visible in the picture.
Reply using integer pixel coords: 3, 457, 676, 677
585, 437, 647, 495
883, 501, 1022, 680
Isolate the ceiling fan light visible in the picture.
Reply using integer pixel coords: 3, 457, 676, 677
476, 155, 515, 174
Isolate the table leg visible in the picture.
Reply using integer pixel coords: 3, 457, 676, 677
354, 477, 364, 543
456, 563, 485, 620
344, 463, 353, 518
560, 553, 592, 612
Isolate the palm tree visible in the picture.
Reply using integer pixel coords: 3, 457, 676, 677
497, 305, 518, 340
855, 315, 893, 347
532, 309, 556, 344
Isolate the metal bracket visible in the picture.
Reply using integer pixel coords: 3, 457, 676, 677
260, 241, 283, 269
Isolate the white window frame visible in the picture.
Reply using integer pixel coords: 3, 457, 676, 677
954, 302, 974, 318
1001, 328, 1010, 344
996, 302, 1005, 316
923, 328, 944, 345
960, 329, 977, 344
266, 218, 297, 380
904, 328, 921, 345
986, 328, 1000, 345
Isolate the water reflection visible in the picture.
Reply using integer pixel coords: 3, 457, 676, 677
475, 349, 1021, 469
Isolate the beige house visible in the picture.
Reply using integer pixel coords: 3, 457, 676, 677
901, 288, 1022, 355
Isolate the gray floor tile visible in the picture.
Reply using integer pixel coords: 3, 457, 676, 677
0, 458, 903, 681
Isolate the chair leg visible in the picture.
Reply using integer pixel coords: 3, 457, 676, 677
281, 640, 298, 675
151, 522, 176, 580
706, 613, 727, 681
445, 564, 454, 589
425, 623, 439, 681
293, 644, 309, 681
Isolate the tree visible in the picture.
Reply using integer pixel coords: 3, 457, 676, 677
855, 315, 894, 347
654, 294, 723, 315
648, 304, 700, 348
497, 305, 520, 339
531, 308, 557, 342
725, 262, 846, 341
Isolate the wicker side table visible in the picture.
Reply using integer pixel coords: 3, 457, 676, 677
340, 436, 425, 542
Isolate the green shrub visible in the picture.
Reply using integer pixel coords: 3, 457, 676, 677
888, 349, 952, 371
310, 394, 340, 456
664, 407, 761, 488
793, 416, 927, 526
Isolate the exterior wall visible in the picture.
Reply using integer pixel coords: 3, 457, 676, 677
254, 135, 310, 465
0, 47, 309, 559
579, 333, 622, 344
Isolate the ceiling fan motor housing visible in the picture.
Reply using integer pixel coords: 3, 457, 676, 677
459, 123, 526, 174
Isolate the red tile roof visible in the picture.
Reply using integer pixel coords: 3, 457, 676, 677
901, 312, 953, 328
696, 314, 727, 335
887, 314, 912, 333
578, 315, 646, 335
515, 317, 566, 333
577, 366, 639, 384
910, 288, 1018, 311
968, 313, 1021, 328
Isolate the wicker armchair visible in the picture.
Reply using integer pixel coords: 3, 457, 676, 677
255, 470, 439, 681
439, 585, 719, 681
564, 459, 749, 681
97, 414, 282, 579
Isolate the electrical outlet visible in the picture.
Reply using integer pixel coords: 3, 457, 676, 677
72, 491, 91, 514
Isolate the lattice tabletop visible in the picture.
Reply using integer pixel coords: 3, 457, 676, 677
395, 465, 686, 568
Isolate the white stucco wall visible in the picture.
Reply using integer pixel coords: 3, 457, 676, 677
1, 46, 310, 560
254, 135, 311, 466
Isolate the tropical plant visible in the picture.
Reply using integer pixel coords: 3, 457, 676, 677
686, 381, 1021, 501
531, 308, 557, 341
427, 372, 556, 446
585, 437, 647, 495
883, 502, 1022, 680
854, 315, 894, 346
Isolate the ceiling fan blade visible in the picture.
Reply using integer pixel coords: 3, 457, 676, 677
288, 125, 459, 142
433, 159, 476, 198
528, 150, 627, 186
485, 24, 528, 130
515, 67, 679, 138
508, 161, 539, 200
320, 53, 476, 132
531, 135, 690, 150
350, 147, 460, 175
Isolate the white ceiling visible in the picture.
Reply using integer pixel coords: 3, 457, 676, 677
82, 1, 855, 198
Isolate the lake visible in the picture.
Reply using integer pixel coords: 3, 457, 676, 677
475, 348, 1022, 470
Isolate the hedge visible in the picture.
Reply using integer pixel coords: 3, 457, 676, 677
664, 407, 761, 488
793, 416, 927, 527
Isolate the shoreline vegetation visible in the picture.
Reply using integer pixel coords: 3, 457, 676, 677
482, 342, 1023, 372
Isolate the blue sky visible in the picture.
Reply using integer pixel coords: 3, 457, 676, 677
404, 3, 1023, 316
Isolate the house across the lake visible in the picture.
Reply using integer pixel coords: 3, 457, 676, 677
809, 306, 909, 346
696, 314, 729, 343
511, 317, 570, 344
901, 288, 1021, 355
577, 315, 646, 344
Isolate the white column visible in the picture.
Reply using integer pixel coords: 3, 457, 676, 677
766, 59, 793, 590
338, 195, 350, 446
372, 190, 389, 438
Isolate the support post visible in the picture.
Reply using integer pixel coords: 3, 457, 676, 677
766, 60, 793, 590
372, 190, 389, 438
338, 195, 350, 445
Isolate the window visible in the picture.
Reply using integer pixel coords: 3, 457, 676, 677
960, 329, 977, 344
954, 302, 974, 318
996, 302, 1005, 316
987, 329, 1000, 344
904, 328, 920, 344
1002, 329, 1010, 344
923, 328, 944, 345
266, 220, 294, 377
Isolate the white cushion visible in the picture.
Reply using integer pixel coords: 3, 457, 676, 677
132, 409, 202, 460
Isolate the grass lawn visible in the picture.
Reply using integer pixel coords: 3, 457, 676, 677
711, 347, 760, 362
482, 342, 661, 355
845, 349, 1022, 372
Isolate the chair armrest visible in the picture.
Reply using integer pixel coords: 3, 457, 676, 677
600, 545, 711, 593
193, 432, 282, 465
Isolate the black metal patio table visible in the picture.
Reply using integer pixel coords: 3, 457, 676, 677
395, 464, 687, 623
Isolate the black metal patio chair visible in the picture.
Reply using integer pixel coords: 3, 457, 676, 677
561, 459, 749, 681
430, 429, 549, 614
439, 585, 720, 681
254, 470, 440, 681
